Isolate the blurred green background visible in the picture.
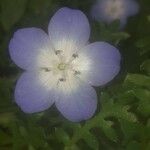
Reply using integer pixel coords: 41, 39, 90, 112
0, 0, 150, 149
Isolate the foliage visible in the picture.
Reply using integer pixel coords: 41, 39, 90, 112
0, 0, 150, 149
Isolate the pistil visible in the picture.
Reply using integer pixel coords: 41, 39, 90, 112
58, 63, 67, 70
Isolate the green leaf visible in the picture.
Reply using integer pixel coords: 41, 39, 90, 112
141, 59, 150, 75
133, 89, 150, 117
0, 78, 17, 114
55, 128, 70, 145
66, 92, 137, 149
28, 0, 53, 15
0, 129, 12, 146
98, 119, 117, 142
12, 122, 26, 150
65, 145, 80, 150
92, 21, 130, 44
120, 119, 141, 142
148, 15, 150, 22
100, 29, 130, 44
100, 93, 137, 123
26, 122, 47, 148
0, 112, 14, 125
124, 73, 150, 89
120, 119, 150, 149
126, 141, 141, 150
135, 37, 150, 55
82, 130, 99, 150
135, 37, 150, 48
0, 0, 27, 31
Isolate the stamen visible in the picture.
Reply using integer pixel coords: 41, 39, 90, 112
58, 63, 66, 70
72, 53, 78, 58
55, 50, 64, 61
41, 67, 51, 72
55, 50, 63, 55
74, 70, 81, 75
59, 78, 66, 82
67, 53, 79, 64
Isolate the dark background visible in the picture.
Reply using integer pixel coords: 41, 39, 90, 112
0, 0, 150, 149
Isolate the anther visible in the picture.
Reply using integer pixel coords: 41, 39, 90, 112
59, 78, 66, 82
41, 67, 51, 72
72, 53, 78, 58
74, 70, 81, 75
55, 50, 63, 55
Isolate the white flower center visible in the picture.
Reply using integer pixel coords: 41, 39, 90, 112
105, 0, 125, 19
36, 46, 90, 94
57, 63, 67, 70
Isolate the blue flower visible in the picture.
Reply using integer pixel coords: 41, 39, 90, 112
9, 7, 121, 122
91, 0, 139, 28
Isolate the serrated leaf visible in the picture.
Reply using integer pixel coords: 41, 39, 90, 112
98, 119, 117, 142
124, 74, 150, 89
65, 144, 80, 150
141, 59, 150, 75
67, 94, 137, 148
108, 20, 120, 31
120, 119, 141, 142
100, 30, 130, 44
120, 119, 150, 149
0, 129, 12, 146
82, 130, 99, 150
111, 32, 130, 43
92, 21, 129, 44
0, 0, 27, 31
0, 112, 14, 125
100, 95, 137, 122
55, 128, 70, 145
126, 141, 141, 150
135, 37, 150, 48
26, 124, 46, 148
135, 37, 150, 55
133, 89, 150, 117
12, 122, 25, 150
116, 90, 136, 105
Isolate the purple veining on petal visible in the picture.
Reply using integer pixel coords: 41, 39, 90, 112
55, 80, 97, 122
9, 28, 51, 70
48, 7, 90, 51
79, 42, 121, 86
15, 72, 55, 113
9, 7, 121, 122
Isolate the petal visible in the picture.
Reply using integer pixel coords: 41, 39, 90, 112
125, 0, 139, 16
91, 0, 109, 22
91, 0, 128, 28
15, 72, 55, 113
48, 7, 90, 56
9, 28, 52, 70
75, 42, 121, 86
55, 80, 97, 122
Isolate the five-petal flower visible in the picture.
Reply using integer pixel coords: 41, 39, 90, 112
91, 0, 139, 28
9, 7, 121, 122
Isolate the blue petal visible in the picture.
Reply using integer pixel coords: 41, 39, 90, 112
91, 0, 139, 28
9, 28, 51, 70
48, 7, 90, 53
15, 72, 54, 113
125, 0, 139, 16
79, 42, 121, 86
55, 80, 97, 122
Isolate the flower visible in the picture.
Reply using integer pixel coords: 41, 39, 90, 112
9, 7, 121, 122
91, 0, 139, 28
